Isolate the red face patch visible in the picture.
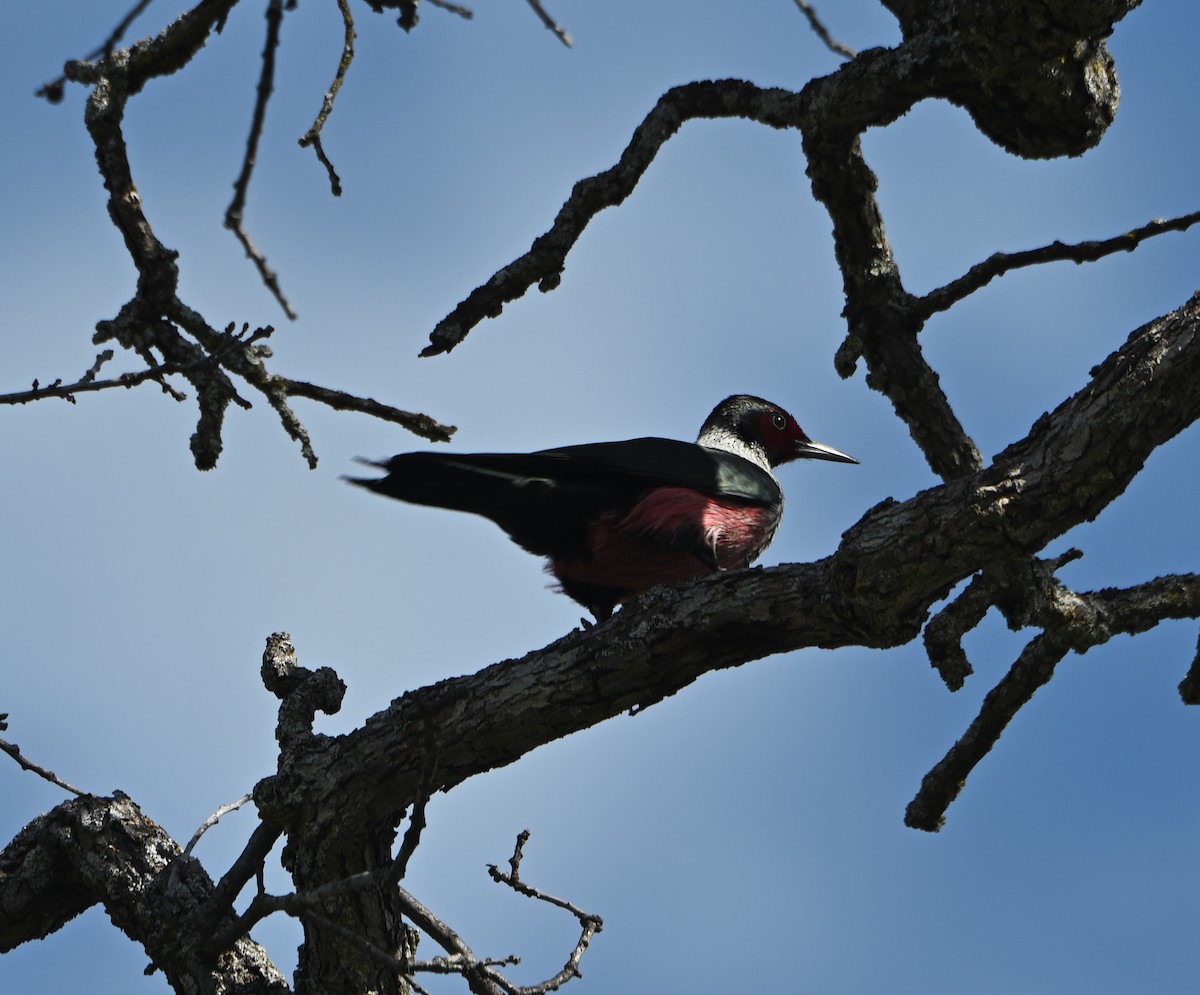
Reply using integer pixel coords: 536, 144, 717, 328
755, 407, 809, 464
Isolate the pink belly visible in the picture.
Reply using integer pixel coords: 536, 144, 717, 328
550, 487, 778, 600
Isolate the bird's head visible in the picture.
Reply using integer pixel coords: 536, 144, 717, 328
698, 394, 859, 469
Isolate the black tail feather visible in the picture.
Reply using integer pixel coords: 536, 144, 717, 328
345, 452, 603, 556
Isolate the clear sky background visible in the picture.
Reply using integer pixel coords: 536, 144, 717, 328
3, 2, 1199, 992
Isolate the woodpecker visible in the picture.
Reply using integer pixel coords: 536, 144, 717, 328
348, 395, 857, 620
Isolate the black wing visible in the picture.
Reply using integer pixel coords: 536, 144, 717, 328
347, 437, 779, 557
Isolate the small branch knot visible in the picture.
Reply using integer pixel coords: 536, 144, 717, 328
261, 632, 346, 748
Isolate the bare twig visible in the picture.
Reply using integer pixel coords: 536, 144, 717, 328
364, 0, 476, 28
226, 0, 297, 319
0, 730, 87, 797
408, 954, 519, 976
918, 211, 1200, 320
183, 793, 254, 857
486, 830, 604, 994
397, 0, 420, 31
298, 0, 356, 196
503, 828, 530, 882
488, 830, 600, 928
524, 0, 571, 47
1, 325, 276, 408
80, 349, 115, 382
279, 377, 456, 441
3, 355, 184, 406
48, 0, 446, 470
216, 876, 507, 995
791, 0, 855, 59
209, 825, 598, 995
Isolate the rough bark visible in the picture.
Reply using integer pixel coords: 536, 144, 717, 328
0, 793, 288, 994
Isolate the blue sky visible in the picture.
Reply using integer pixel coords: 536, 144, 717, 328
3, 2, 1199, 992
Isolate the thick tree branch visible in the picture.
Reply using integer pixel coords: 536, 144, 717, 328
1, 703, 594, 995
260, 290, 1200, 844
0, 794, 288, 993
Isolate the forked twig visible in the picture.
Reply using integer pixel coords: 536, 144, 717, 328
298, 0, 356, 195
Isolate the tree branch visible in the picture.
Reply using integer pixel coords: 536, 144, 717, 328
791, 0, 855, 59
184, 793, 255, 857
35, 0, 157, 103
1179, 632, 1200, 705
908, 631, 1073, 832
279, 378, 456, 442
923, 549, 1084, 691
523, 0, 571, 48
0, 729, 87, 797
226, 0, 298, 318
259, 290, 1200, 842
36, 0, 450, 470
0, 794, 289, 992
297, 0, 355, 195
486, 830, 603, 995
917, 210, 1200, 321
420, 79, 808, 358
908, 573, 1200, 831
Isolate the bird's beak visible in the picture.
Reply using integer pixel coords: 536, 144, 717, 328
795, 439, 858, 464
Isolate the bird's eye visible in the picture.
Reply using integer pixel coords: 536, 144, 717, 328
772, 413, 788, 430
